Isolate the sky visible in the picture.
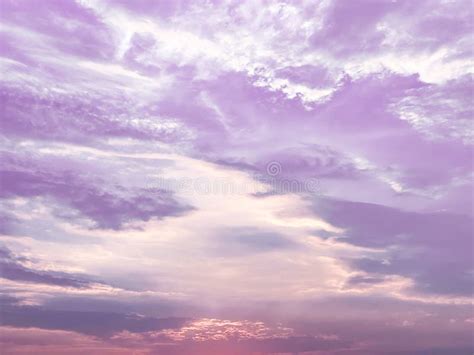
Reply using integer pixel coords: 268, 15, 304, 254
0, 0, 473, 354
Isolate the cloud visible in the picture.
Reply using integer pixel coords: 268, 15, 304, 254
312, 197, 473, 297
0, 304, 187, 338
0, 326, 138, 354
390, 74, 474, 144
309, 0, 396, 58
0, 82, 190, 144
0, 245, 95, 288
0, 153, 193, 230
0, 0, 114, 60
111, 318, 351, 355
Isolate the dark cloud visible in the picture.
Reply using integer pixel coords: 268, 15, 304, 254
313, 197, 474, 296
0, 246, 95, 288
378, 348, 474, 355
0, 169, 193, 230
0, 294, 21, 306
259, 145, 360, 180
0, 305, 187, 338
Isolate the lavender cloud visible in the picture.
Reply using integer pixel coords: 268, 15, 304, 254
313, 197, 473, 296
0, 245, 96, 288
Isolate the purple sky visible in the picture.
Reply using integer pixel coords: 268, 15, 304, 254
0, 0, 473, 354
